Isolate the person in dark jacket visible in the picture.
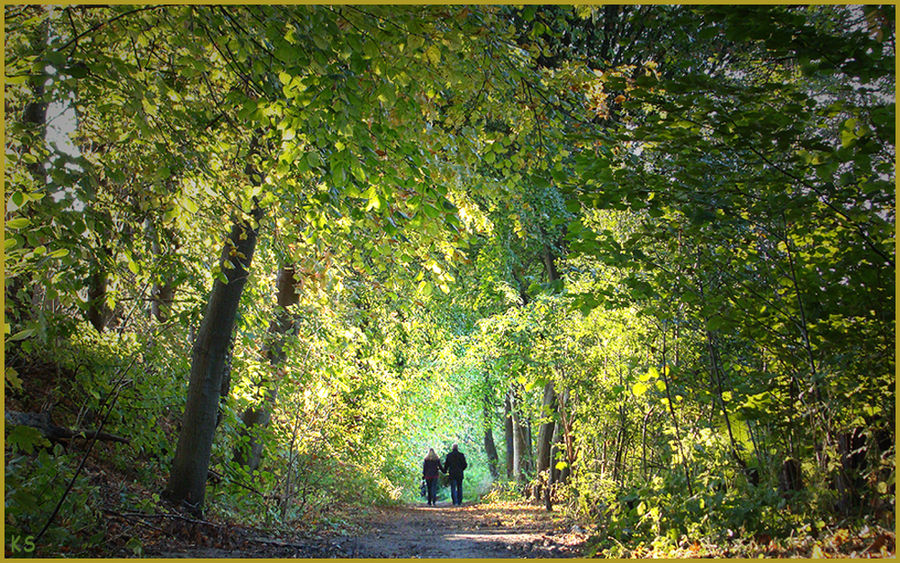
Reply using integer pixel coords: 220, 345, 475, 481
422, 448, 444, 506
443, 443, 468, 506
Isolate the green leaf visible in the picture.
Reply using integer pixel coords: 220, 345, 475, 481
6, 217, 30, 230
423, 204, 441, 218
307, 151, 324, 168
9, 328, 36, 341
8, 425, 50, 454
408, 35, 424, 50
312, 31, 330, 51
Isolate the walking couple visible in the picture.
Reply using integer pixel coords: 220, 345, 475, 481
422, 444, 467, 506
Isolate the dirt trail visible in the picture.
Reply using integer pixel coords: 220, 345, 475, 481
146, 501, 588, 558
337, 501, 586, 558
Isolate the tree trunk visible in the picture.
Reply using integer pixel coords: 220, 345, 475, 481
545, 420, 564, 511
482, 389, 500, 479
534, 380, 557, 501
162, 203, 264, 514
235, 265, 299, 472
556, 388, 575, 483
524, 418, 534, 469
509, 386, 529, 482
483, 425, 500, 480
504, 393, 514, 479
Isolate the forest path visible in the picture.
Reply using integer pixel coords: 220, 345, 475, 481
147, 501, 588, 558
335, 501, 586, 558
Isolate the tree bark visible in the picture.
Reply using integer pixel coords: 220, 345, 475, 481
162, 203, 264, 514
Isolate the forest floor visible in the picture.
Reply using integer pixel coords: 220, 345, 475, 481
143, 500, 587, 558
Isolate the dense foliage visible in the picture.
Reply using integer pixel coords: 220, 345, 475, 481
4, 5, 894, 557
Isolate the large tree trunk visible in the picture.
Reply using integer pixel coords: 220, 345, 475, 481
235, 265, 298, 472
162, 203, 264, 514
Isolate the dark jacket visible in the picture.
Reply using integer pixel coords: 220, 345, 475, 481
423, 457, 443, 480
444, 450, 467, 479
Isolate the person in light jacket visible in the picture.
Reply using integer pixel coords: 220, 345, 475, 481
443, 443, 468, 506
422, 448, 444, 506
